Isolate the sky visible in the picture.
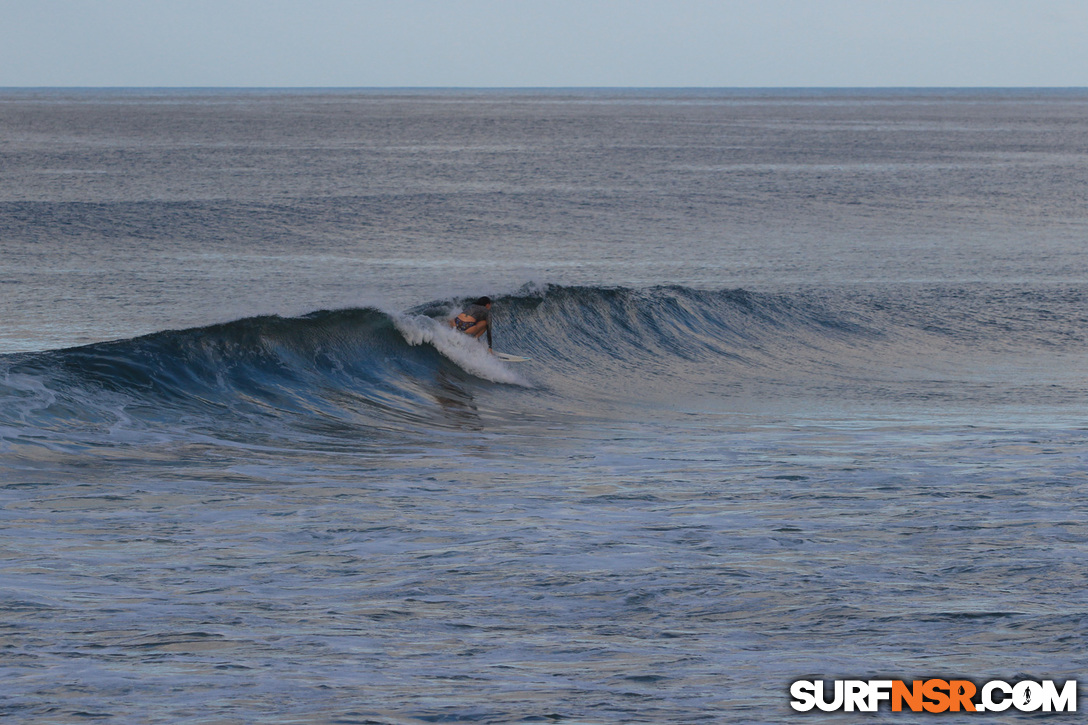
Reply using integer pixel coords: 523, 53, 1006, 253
2, 0, 1087, 88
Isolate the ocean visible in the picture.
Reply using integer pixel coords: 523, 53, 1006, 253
1, 88, 1086, 723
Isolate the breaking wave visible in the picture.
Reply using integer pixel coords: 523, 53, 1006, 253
1, 284, 1084, 453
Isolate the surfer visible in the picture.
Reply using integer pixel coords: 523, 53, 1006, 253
450, 296, 493, 352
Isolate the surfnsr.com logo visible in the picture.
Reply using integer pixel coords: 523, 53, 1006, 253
790, 679, 1077, 713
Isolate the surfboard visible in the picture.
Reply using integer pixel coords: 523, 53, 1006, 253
495, 352, 531, 363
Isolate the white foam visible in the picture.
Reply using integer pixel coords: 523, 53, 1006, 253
392, 314, 528, 386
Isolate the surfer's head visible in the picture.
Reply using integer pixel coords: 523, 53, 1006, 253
475, 296, 492, 307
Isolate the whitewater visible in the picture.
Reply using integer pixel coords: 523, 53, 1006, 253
2, 89, 1087, 723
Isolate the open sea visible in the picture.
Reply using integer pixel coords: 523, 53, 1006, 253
1, 88, 1087, 723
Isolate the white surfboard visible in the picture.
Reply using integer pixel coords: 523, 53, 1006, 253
495, 352, 531, 363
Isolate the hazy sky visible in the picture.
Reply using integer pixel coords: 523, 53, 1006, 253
3, 0, 1087, 87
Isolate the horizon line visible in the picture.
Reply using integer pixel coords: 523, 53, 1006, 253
3, 85, 1088, 92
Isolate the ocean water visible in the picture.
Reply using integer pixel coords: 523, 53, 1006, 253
1, 88, 1087, 723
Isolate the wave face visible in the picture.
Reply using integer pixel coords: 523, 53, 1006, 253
2, 284, 1086, 454
0, 307, 526, 453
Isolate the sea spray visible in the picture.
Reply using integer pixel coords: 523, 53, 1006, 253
392, 313, 527, 387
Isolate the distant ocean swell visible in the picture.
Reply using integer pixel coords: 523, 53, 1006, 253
1, 284, 1084, 454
